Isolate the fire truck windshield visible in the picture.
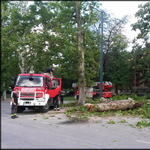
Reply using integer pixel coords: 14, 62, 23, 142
15, 76, 44, 87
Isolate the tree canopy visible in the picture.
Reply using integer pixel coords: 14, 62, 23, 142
1, 1, 150, 102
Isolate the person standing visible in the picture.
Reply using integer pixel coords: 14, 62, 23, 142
60, 90, 64, 104
11, 88, 19, 119
53, 94, 60, 111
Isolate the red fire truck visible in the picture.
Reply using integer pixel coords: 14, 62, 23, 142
10, 72, 61, 113
73, 81, 112, 100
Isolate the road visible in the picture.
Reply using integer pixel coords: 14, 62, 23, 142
1, 99, 150, 149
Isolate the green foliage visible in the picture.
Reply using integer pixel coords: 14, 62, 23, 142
143, 93, 150, 99
64, 94, 150, 120
86, 97, 102, 104
118, 119, 127, 123
1, 0, 149, 102
110, 94, 128, 100
43, 116, 49, 119
131, 2, 150, 89
129, 124, 134, 128
131, 2, 150, 40
76, 113, 89, 121
136, 120, 150, 128
129, 93, 141, 102
131, 44, 150, 89
105, 36, 133, 92
107, 120, 115, 124
112, 139, 118, 142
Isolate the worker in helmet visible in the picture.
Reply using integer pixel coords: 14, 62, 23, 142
44, 68, 55, 76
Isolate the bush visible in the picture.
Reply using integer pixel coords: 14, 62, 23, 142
142, 93, 150, 99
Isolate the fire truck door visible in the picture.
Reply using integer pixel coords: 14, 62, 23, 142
48, 78, 61, 98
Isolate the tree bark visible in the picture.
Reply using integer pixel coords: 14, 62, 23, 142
74, 1, 86, 105
2, 90, 6, 101
85, 99, 145, 111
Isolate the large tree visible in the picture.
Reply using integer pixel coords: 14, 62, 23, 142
89, 8, 129, 85
105, 34, 132, 93
131, 1, 150, 90
1, 1, 20, 100
33, 1, 101, 105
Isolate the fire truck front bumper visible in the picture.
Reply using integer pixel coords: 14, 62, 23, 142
10, 98, 47, 106
18, 98, 47, 106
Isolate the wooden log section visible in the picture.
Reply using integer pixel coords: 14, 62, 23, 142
84, 99, 145, 111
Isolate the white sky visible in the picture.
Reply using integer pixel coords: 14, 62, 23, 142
100, 1, 147, 50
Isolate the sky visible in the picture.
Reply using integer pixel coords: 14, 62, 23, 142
100, 1, 147, 50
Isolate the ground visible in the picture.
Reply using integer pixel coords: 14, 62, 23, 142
2, 99, 150, 148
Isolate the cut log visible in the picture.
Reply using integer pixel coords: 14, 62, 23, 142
85, 99, 145, 111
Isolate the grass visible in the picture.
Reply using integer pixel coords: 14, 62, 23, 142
63, 96, 76, 101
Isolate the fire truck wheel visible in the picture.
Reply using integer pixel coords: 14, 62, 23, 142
17, 106, 25, 113
39, 102, 50, 113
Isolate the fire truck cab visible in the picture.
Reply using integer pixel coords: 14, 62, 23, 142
10, 72, 61, 113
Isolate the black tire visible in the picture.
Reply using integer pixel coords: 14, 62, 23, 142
39, 99, 50, 113
17, 106, 25, 113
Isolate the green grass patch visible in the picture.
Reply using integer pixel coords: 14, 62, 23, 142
60, 101, 78, 107
63, 96, 77, 101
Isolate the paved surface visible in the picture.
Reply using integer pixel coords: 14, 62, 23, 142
1, 99, 150, 149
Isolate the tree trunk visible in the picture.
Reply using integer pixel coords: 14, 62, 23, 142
74, 1, 86, 105
2, 90, 6, 101
85, 99, 145, 111
96, 99, 133, 111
